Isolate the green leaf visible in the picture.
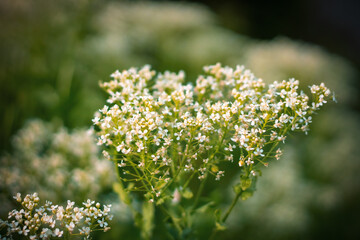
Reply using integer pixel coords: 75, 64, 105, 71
113, 182, 131, 205
156, 180, 167, 190
233, 183, 242, 194
144, 192, 153, 200
195, 201, 215, 213
241, 191, 253, 201
240, 177, 252, 191
156, 195, 171, 206
215, 222, 227, 231
182, 188, 193, 199
127, 182, 135, 190
156, 198, 165, 205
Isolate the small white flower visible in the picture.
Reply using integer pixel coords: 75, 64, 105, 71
80, 226, 91, 236
13, 193, 21, 202
83, 199, 95, 208
66, 222, 75, 232
98, 218, 108, 228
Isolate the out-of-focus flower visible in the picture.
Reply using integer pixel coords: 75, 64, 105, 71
0, 119, 115, 216
242, 37, 357, 104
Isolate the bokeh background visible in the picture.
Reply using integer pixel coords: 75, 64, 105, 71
0, 0, 359, 239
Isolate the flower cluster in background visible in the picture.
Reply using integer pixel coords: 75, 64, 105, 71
242, 37, 357, 104
0, 193, 112, 239
86, 1, 248, 75
0, 119, 115, 217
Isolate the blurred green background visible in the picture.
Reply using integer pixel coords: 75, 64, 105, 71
0, 0, 359, 239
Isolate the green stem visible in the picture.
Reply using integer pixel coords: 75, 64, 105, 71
113, 162, 138, 215
209, 190, 242, 240
192, 126, 229, 212
222, 190, 242, 222
183, 171, 197, 189
191, 176, 207, 211
128, 158, 153, 195
161, 136, 192, 194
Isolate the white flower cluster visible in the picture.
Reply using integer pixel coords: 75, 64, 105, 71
94, 63, 331, 202
0, 120, 115, 215
0, 193, 112, 240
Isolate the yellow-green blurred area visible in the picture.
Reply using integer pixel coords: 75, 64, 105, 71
1, 0, 359, 239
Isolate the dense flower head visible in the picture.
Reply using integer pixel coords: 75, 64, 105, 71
94, 63, 331, 203
0, 193, 112, 240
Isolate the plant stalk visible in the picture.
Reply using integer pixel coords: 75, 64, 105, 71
222, 190, 242, 222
